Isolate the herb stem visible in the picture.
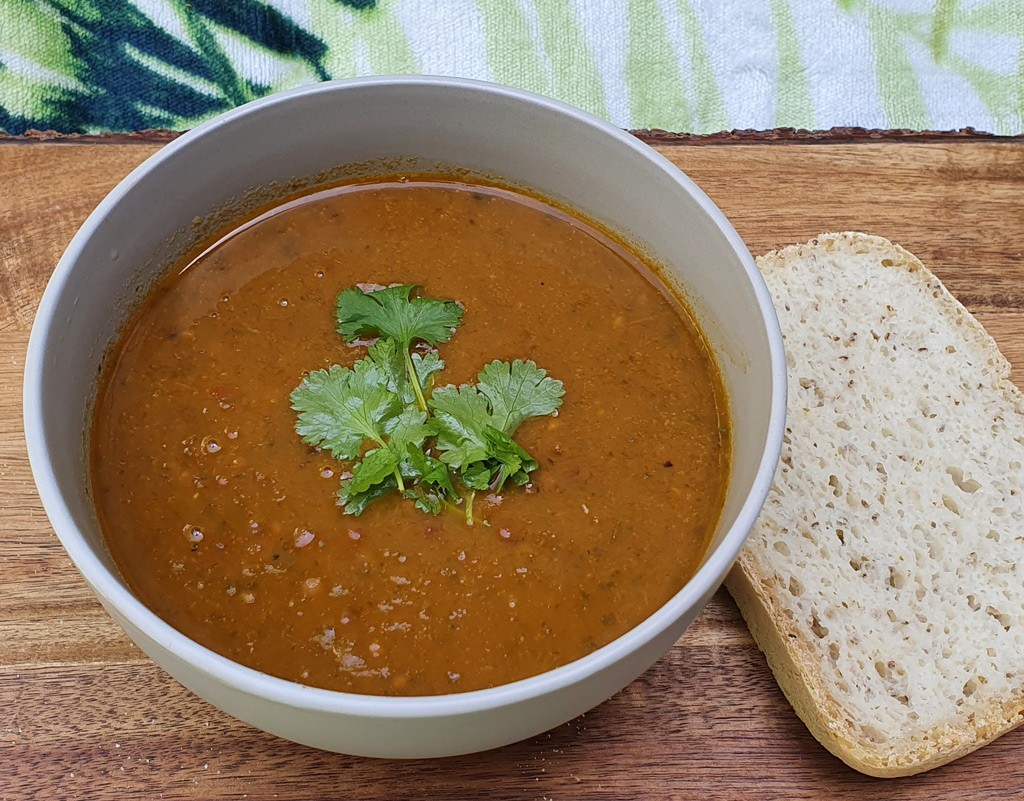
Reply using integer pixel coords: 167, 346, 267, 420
445, 492, 490, 528
369, 432, 407, 493
403, 348, 429, 412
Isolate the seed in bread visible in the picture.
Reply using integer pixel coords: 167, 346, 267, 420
726, 232, 1024, 777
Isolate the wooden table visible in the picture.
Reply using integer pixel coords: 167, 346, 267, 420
3, 135, 1023, 800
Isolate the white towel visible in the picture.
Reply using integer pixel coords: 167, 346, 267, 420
0, 0, 1020, 135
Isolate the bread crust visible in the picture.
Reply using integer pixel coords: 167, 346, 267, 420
726, 232, 1024, 777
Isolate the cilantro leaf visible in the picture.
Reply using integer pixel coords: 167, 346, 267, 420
339, 285, 461, 412
338, 475, 397, 516
385, 407, 431, 450
483, 426, 538, 487
412, 351, 445, 390
429, 360, 564, 449
429, 360, 561, 493
454, 427, 537, 492
401, 446, 458, 516
477, 359, 565, 434
339, 404, 431, 506
404, 446, 456, 493
292, 356, 434, 515
428, 384, 494, 468
336, 285, 463, 348
367, 338, 406, 394
348, 447, 400, 495
290, 361, 399, 460
460, 460, 493, 491
367, 339, 444, 408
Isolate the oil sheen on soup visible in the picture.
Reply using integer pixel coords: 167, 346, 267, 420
91, 178, 730, 696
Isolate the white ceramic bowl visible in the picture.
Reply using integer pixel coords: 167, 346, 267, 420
24, 77, 785, 758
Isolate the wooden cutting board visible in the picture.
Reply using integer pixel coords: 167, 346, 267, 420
2, 137, 1023, 801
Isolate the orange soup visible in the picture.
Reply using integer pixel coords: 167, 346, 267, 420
90, 178, 729, 696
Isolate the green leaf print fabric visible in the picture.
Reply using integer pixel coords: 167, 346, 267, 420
0, 0, 1021, 135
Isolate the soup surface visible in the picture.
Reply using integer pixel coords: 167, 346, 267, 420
91, 178, 729, 696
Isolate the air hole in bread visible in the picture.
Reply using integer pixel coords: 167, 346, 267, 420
942, 495, 962, 516
850, 556, 863, 571
937, 491, 962, 518
888, 567, 907, 590
836, 419, 852, 431
946, 467, 982, 494
829, 475, 842, 497
810, 612, 828, 638
835, 527, 846, 545
986, 607, 1011, 631
967, 594, 981, 612
789, 577, 804, 597
963, 676, 988, 697
860, 724, 886, 744
773, 540, 790, 556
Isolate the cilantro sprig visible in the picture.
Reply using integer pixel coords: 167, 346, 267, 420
291, 285, 564, 524
335, 285, 462, 411
430, 360, 562, 492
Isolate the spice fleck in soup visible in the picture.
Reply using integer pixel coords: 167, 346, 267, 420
91, 178, 729, 696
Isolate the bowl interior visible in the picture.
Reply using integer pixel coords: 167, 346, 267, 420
27, 78, 781, 695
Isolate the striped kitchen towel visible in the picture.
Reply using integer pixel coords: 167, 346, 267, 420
1, 0, 1021, 136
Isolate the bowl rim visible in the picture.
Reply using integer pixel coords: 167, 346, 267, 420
24, 75, 786, 719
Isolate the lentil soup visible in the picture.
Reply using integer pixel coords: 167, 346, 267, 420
90, 178, 729, 696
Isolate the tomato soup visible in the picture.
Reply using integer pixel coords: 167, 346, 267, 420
90, 179, 729, 696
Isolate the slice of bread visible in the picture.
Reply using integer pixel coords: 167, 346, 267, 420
726, 232, 1024, 777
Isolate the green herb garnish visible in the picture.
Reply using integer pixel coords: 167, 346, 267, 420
430, 360, 563, 492
335, 284, 462, 411
291, 285, 564, 525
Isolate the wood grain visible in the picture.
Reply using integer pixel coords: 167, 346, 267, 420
2, 140, 1023, 800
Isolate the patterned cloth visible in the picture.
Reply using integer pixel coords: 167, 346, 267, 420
1, 0, 1022, 136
